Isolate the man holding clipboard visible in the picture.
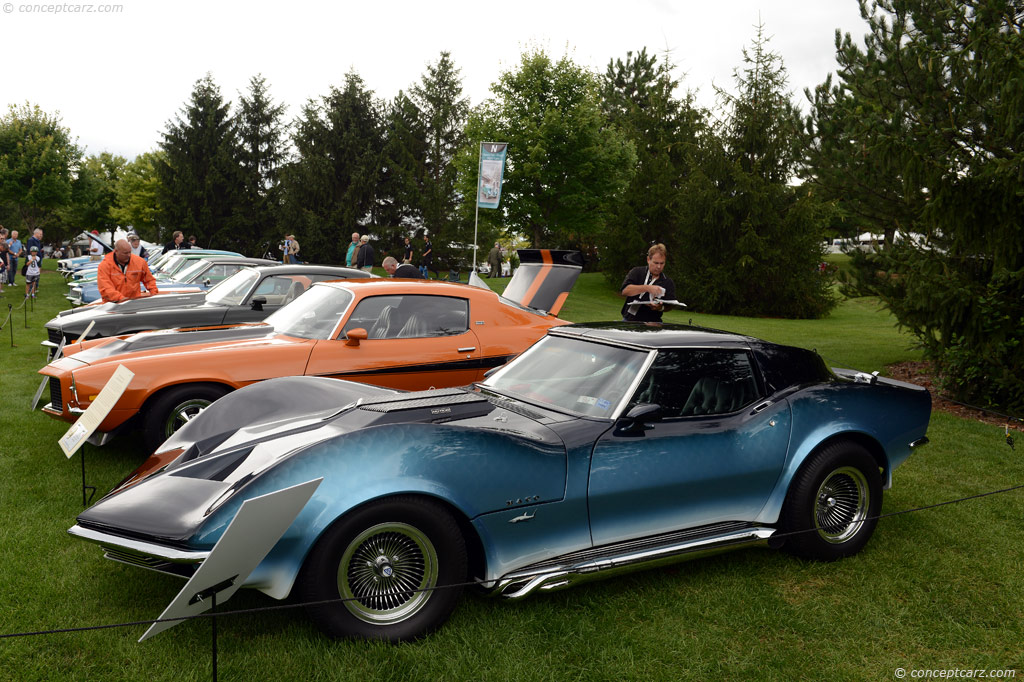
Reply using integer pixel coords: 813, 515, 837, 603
620, 243, 679, 323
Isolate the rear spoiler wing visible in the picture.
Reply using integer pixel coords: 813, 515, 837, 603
499, 249, 583, 317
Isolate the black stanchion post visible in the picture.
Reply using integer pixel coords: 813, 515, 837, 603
24, 301, 28, 328
8, 304, 14, 347
81, 444, 95, 507
211, 593, 218, 682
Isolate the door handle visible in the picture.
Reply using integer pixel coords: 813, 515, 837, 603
457, 347, 477, 353
750, 400, 772, 414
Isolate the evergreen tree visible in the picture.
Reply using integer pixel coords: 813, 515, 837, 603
409, 52, 469, 266
235, 75, 288, 256
804, 0, 1024, 411
157, 74, 244, 249
377, 90, 426, 250
280, 71, 384, 264
678, 24, 836, 318
599, 48, 706, 280
454, 49, 636, 251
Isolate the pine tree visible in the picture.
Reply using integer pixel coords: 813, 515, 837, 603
677, 24, 836, 318
157, 74, 244, 249
599, 48, 706, 280
281, 71, 384, 264
804, 0, 1024, 411
409, 52, 469, 265
235, 75, 288, 256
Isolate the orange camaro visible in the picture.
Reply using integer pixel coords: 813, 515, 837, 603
39, 250, 581, 452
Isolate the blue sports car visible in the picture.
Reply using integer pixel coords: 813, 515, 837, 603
69, 323, 931, 641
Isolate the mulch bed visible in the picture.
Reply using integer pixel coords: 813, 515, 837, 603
886, 360, 1023, 433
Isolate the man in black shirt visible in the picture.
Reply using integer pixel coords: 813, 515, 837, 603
620, 243, 675, 323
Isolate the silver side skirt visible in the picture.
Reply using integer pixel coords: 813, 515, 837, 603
489, 524, 776, 599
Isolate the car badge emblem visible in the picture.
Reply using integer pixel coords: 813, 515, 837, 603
509, 511, 536, 524
494, 413, 508, 423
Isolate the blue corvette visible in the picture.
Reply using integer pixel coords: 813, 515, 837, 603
69, 323, 930, 641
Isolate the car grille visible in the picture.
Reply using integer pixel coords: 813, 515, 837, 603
49, 377, 63, 412
48, 327, 63, 346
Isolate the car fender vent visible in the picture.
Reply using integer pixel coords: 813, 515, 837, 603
359, 389, 487, 414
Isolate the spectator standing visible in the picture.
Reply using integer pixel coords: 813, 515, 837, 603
163, 230, 186, 253
26, 228, 43, 290
619, 243, 676, 324
24, 246, 41, 298
128, 234, 149, 259
346, 232, 360, 267
356, 234, 375, 272
285, 234, 301, 264
188, 235, 199, 249
88, 230, 104, 261
7, 230, 23, 285
420, 236, 435, 279
402, 237, 413, 264
0, 228, 8, 293
382, 256, 424, 278
486, 241, 502, 278
97, 239, 160, 303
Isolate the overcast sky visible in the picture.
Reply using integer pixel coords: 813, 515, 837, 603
2, 0, 871, 160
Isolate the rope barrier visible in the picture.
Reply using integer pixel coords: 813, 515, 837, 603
2, 477, 1022, 641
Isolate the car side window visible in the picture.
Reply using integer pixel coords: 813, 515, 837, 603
342, 295, 469, 340
628, 349, 760, 417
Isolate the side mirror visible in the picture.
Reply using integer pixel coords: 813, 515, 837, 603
250, 295, 267, 311
345, 328, 368, 347
614, 403, 662, 436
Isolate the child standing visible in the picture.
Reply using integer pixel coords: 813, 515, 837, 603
24, 246, 41, 298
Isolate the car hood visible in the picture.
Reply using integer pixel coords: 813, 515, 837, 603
67, 324, 277, 365
51, 293, 211, 327
75, 380, 518, 544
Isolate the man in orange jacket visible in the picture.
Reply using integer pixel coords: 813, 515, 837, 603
98, 239, 160, 303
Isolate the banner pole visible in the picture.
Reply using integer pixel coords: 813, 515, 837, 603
473, 142, 481, 271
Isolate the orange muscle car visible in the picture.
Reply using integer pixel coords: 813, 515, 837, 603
39, 250, 582, 452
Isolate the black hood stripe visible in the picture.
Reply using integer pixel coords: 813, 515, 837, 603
313, 354, 513, 379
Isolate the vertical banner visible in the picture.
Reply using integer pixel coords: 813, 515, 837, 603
477, 142, 508, 209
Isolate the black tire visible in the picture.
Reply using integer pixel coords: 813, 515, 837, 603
779, 442, 882, 561
297, 496, 467, 642
142, 384, 229, 452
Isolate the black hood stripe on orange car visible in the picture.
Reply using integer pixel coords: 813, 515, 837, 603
311, 354, 515, 379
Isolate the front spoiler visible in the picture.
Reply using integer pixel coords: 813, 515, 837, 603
69, 524, 208, 577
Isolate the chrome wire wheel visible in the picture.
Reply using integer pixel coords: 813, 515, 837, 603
163, 398, 214, 439
814, 466, 870, 544
338, 522, 439, 625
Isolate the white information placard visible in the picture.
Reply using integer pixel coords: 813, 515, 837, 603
139, 478, 323, 642
58, 364, 134, 458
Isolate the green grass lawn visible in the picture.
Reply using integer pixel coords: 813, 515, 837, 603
0, 265, 1021, 681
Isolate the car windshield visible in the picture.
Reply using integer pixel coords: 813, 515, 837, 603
205, 268, 259, 306
173, 259, 209, 283
161, 256, 196, 277
483, 335, 651, 418
264, 284, 354, 340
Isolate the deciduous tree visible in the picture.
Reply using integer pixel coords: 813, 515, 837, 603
455, 49, 636, 251
0, 103, 80, 239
